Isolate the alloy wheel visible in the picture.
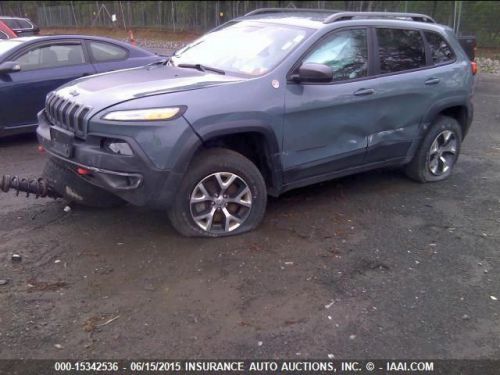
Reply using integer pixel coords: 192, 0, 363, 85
427, 130, 458, 176
190, 172, 252, 233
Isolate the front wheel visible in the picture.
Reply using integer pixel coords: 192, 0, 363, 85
404, 116, 462, 183
168, 148, 267, 237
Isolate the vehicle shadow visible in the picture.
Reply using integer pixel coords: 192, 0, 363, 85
0, 132, 38, 147
59, 166, 414, 241
267, 167, 411, 208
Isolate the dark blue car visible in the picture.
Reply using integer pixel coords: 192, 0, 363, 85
0, 35, 161, 136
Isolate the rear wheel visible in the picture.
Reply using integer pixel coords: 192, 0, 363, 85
168, 148, 267, 237
404, 116, 462, 182
43, 157, 126, 208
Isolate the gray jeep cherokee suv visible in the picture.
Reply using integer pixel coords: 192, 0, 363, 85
36, 9, 475, 237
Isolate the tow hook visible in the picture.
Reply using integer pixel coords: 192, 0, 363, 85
0, 175, 61, 199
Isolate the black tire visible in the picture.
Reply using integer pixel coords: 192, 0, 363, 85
42, 157, 126, 208
168, 148, 267, 237
404, 116, 462, 183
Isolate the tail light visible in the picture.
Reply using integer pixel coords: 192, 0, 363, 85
471, 61, 478, 75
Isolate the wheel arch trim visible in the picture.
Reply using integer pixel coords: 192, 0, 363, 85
191, 120, 284, 196
423, 97, 472, 138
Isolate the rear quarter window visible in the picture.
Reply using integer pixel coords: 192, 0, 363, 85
376, 28, 426, 74
16, 19, 33, 29
424, 31, 455, 64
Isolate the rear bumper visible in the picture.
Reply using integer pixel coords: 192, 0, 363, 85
36, 111, 184, 208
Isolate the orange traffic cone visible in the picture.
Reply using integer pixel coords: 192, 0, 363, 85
128, 30, 136, 46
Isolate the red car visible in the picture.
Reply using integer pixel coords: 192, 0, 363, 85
0, 20, 17, 39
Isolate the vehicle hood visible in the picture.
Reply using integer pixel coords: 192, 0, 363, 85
52, 64, 242, 113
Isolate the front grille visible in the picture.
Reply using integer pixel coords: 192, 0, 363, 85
45, 92, 91, 136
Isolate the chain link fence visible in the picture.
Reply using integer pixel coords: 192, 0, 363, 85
0, 1, 499, 47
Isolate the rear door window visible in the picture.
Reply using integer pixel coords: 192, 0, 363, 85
424, 31, 455, 64
376, 28, 426, 74
89, 41, 128, 62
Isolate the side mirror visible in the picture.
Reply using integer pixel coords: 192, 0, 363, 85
0, 61, 21, 74
290, 62, 333, 83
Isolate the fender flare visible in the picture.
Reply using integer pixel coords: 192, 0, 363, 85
191, 119, 284, 195
403, 96, 472, 164
422, 96, 472, 136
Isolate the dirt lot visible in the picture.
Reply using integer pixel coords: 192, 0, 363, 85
0, 74, 499, 360
41, 27, 199, 43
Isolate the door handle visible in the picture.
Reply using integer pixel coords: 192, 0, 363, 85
353, 88, 375, 96
425, 77, 440, 85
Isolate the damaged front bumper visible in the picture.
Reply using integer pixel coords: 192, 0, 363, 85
36, 110, 183, 208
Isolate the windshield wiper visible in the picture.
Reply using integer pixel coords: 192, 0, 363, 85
148, 58, 169, 66
177, 63, 225, 75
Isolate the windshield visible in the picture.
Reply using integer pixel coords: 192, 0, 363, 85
0, 40, 23, 55
171, 21, 311, 76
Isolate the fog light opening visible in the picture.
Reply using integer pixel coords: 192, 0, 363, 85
103, 139, 133, 156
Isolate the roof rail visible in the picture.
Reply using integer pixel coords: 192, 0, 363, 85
324, 11, 435, 24
244, 8, 336, 17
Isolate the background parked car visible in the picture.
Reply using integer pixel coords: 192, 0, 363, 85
0, 16, 39, 36
458, 35, 477, 60
0, 20, 17, 39
0, 35, 162, 137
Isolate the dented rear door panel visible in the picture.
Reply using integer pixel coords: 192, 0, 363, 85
363, 70, 431, 163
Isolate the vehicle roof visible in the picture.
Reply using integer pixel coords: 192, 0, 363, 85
240, 12, 331, 29
237, 10, 450, 34
7, 34, 155, 49
0, 16, 31, 20
12, 34, 130, 43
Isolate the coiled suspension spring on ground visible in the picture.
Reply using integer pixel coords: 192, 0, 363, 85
0, 175, 60, 199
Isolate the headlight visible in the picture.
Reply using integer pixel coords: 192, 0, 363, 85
102, 107, 183, 121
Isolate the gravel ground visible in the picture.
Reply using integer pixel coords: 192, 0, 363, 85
133, 39, 186, 56
0, 74, 499, 363
477, 57, 500, 75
